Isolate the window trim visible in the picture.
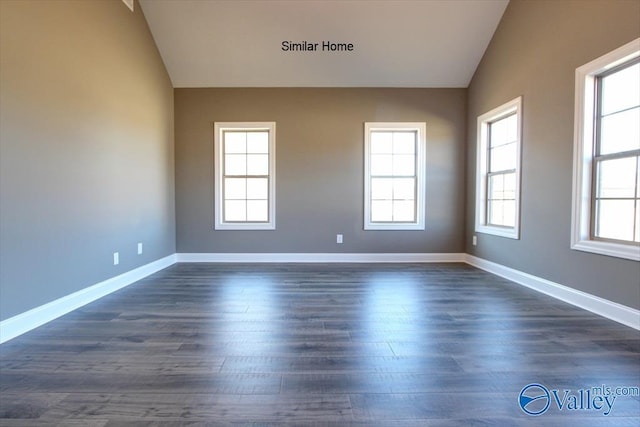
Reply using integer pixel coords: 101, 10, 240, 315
214, 122, 276, 230
475, 96, 523, 239
571, 38, 640, 261
364, 122, 426, 231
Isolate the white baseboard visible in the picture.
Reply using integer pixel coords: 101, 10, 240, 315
466, 254, 640, 330
0, 254, 176, 344
176, 252, 467, 263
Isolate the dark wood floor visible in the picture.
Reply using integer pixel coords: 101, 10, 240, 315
0, 263, 638, 425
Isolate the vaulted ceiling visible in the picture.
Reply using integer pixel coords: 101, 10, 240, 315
139, 0, 509, 88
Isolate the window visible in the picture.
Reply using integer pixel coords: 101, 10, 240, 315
214, 122, 276, 230
364, 122, 426, 230
572, 38, 640, 261
475, 97, 522, 239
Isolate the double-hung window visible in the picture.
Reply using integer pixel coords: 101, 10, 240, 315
364, 122, 426, 230
572, 39, 640, 260
214, 122, 276, 230
475, 97, 522, 239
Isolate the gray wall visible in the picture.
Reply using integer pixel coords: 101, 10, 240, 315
466, 0, 640, 309
3, 0, 636, 322
0, 0, 176, 321
175, 88, 466, 254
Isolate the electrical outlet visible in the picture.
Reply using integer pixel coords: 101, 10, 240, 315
337, 234, 343, 244
137, 242, 143, 255
113, 252, 119, 265
472, 235, 477, 246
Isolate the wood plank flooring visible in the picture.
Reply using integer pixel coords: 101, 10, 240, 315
1, 262, 638, 425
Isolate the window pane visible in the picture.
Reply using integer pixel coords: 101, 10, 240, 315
393, 178, 415, 200
224, 178, 246, 199
503, 200, 516, 227
246, 200, 268, 222
247, 132, 269, 153
246, 154, 269, 175
488, 200, 503, 226
489, 174, 504, 200
225, 132, 246, 153
393, 200, 415, 222
635, 201, 640, 243
225, 154, 246, 175
601, 62, 640, 115
489, 172, 516, 202
504, 172, 516, 199
370, 132, 393, 153
225, 200, 246, 221
371, 178, 393, 200
488, 199, 515, 227
489, 121, 505, 147
490, 142, 516, 172
371, 154, 393, 175
393, 132, 416, 154
490, 114, 517, 147
597, 157, 637, 198
600, 107, 640, 155
371, 200, 392, 222
246, 178, 268, 199
392, 154, 415, 176
596, 199, 635, 241
506, 114, 518, 142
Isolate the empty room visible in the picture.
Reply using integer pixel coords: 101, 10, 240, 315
0, 0, 639, 424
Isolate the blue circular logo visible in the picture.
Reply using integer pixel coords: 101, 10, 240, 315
519, 383, 550, 416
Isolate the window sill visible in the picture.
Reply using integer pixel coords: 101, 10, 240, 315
475, 224, 519, 240
214, 223, 276, 231
571, 239, 640, 261
365, 223, 425, 231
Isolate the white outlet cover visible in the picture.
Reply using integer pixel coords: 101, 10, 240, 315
138, 243, 143, 254
113, 252, 119, 265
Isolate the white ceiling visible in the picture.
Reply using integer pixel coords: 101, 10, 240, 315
139, 0, 509, 88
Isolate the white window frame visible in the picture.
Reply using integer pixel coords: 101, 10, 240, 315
475, 96, 523, 239
364, 122, 426, 231
571, 38, 640, 261
214, 122, 276, 230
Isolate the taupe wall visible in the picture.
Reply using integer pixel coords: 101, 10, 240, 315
3, 0, 636, 323
466, 0, 640, 309
0, 0, 175, 320
175, 88, 465, 254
